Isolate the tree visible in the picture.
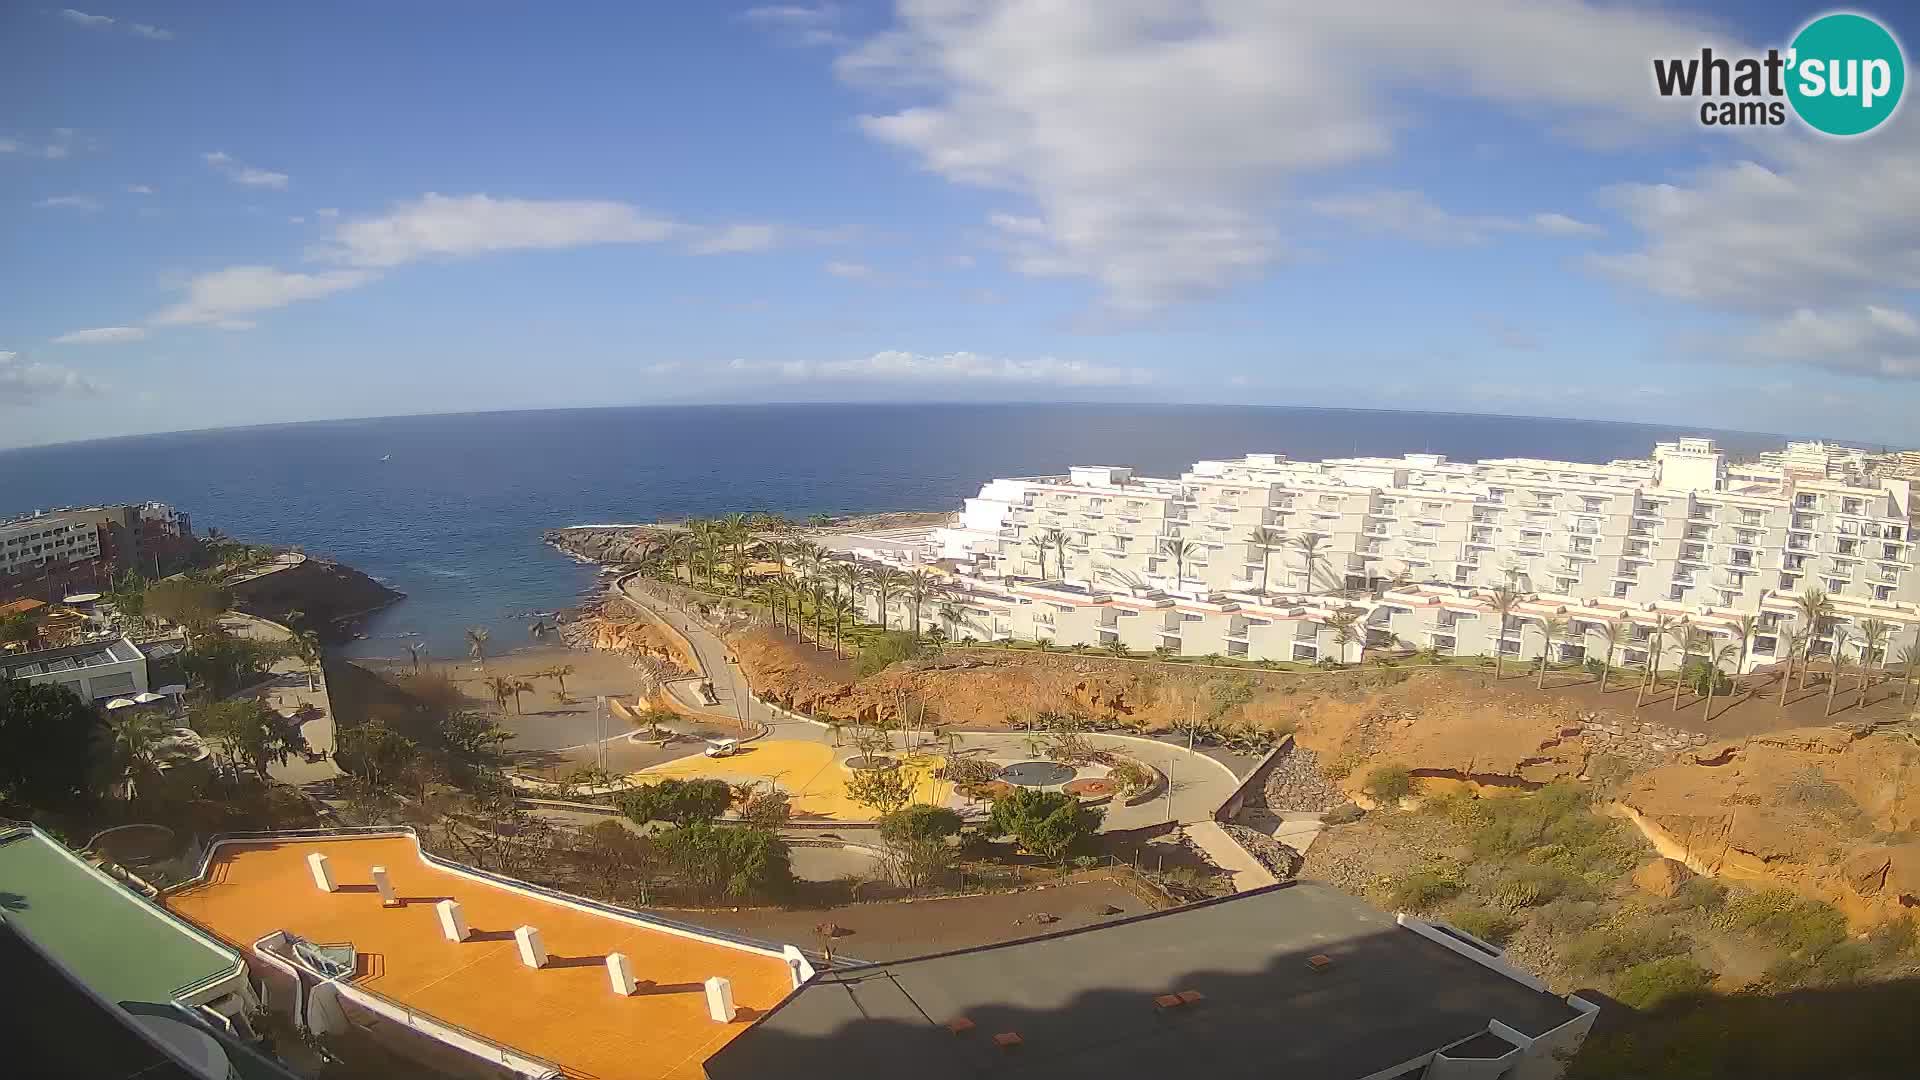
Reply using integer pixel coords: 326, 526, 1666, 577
406, 641, 427, 675
1779, 628, 1810, 708
195, 698, 309, 781
1640, 614, 1676, 708
845, 761, 915, 816
739, 786, 792, 829
1, 680, 111, 809
294, 629, 322, 691
542, 664, 575, 696
465, 625, 491, 667
1245, 527, 1285, 594
1856, 618, 1892, 707
144, 578, 229, 635
1674, 622, 1703, 712
855, 629, 921, 679
1326, 610, 1360, 666
509, 679, 534, 714
1535, 616, 1568, 688
1732, 614, 1760, 694
902, 569, 940, 640
1897, 642, 1920, 704
577, 820, 659, 906
871, 566, 908, 631
1044, 527, 1071, 582
482, 675, 517, 711
1291, 532, 1325, 592
336, 720, 416, 794
0, 612, 35, 647
1825, 626, 1852, 717
1701, 642, 1740, 721
656, 822, 791, 901
1161, 537, 1198, 593
1026, 534, 1050, 580
1594, 619, 1624, 694
876, 805, 963, 891
1794, 588, 1831, 690
621, 777, 733, 825
987, 787, 1102, 862
1488, 584, 1523, 681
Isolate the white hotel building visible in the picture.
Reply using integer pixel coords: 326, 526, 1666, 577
886, 439, 1920, 673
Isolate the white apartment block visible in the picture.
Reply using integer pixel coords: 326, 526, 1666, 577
0, 511, 103, 577
904, 439, 1919, 674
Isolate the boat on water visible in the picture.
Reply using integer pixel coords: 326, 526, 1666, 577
379, 453, 391, 462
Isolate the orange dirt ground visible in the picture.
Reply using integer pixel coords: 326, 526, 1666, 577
166, 836, 795, 1080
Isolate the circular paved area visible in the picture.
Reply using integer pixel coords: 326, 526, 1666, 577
627, 739, 949, 822
997, 760, 1076, 787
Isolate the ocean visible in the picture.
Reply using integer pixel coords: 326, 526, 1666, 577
0, 403, 1791, 660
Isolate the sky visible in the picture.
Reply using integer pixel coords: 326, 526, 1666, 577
3, 1, 1918, 450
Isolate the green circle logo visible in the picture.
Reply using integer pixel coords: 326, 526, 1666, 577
1787, 13, 1905, 136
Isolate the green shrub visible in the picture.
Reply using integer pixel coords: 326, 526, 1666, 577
1563, 923, 1685, 976
878, 804, 963, 843
1447, 906, 1521, 946
1490, 864, 1582, 912
1383, 866, 1463, 912
987, 787, 1102, 862
1469, 783, 1638, 879
621, 778, 733, 825
1613, 955, 1712, 1009
1716, 889, 1847, 958
1366, 764, 1415, 803
854, 631, 922, 678
1866, 915, 1917, 962
1105, 758, 1154, 797
656, 822, 791, 900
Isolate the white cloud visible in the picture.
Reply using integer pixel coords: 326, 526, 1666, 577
1737, 306, 1920, 379
288, 215, 306, 225
125, 183, 154, 194
945, 254, 976, 269
315, 207, 340, 218
840, 1, 1725, 310
6, 130, 90, 160
34, 194, 101, 211
730, 349, 1152, 387
149, 266, 374, 327
58, 9, 174, 39
324, 193, 681, 268
204, 150, 290, 190
689, 223, 779, 254
1309, 190, 1600, 245
824, 260, 876, 280
52, 326, 147, 345
59, 9, 114, 28
740, 4, 844, 46
0, 350, 108, 406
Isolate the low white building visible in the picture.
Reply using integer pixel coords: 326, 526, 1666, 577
0, 635, 149, 702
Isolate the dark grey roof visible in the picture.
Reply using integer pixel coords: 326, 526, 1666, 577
704, 881, 1579, 1080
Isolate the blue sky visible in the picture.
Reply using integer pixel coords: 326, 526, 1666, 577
4, 1, 1917, 449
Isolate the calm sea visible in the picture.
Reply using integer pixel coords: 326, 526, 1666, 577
0, 404, 1790, 659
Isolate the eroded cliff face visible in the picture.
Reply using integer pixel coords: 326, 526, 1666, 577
1613, 725, 1920, 925
544, 527, 675, 566
573, 613, 696, 673
228, 557, 404, 642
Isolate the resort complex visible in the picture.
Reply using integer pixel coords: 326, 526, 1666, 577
900, 439, 1920, 674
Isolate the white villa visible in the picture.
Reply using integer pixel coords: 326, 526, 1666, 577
841, 439, 1919, 674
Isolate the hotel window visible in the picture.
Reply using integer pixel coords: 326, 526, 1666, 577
1781, 573, 1800, 590
1613, 582, 1630, 599
1669, 585, 1687, 601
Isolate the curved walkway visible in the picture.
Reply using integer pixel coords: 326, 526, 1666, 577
218, 610, 342, 787
613, 576, 1239, 830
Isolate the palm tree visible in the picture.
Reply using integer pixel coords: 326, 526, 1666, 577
1825, 626, 1853, 717
1702, 641, 1740, 721
406, 640, 427, 675
1161, 537, 1199, 593
465, 625, 490, 668
1895, 642, 1920, 704
1044, 528, 1071, 582
546, 663, 576, 696
1732, 614, 1760, 697
1244, 526, 1286, 594
936, 597, 969, 643
871, 566, 907, 631
1856, 618, 1892, 707
1536, 616, 1568, 689
510, 679, 534, 714
295, 629, 322, 691
1025, 534, 1050, 580
831, 559, 861, 614
1639, 614, 1676, 708
902, 569, 939, 639
1794, 588, 1831, 690
1779, 628, 1810, 708
722, 512, 753, 592
112, 709, 167, 800
1488, 584, 1523, 681
832, 596, 857, 659
1594, 618, 1623, 694
665, 532, 696, 584
1291, 533, 1325, 593
482, 675, 516, 711
811, 581, 831, 649
1675, 622, 1703, 711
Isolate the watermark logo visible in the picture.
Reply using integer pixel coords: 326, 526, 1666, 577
1652, 11, 1905, 135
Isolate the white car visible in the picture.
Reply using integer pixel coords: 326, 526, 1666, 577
704, 738, 740, 758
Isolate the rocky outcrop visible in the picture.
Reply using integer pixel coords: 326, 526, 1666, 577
1632, 858, 1693, 899
567, 612, 695, 673
228, 557, 403, 642
1613, 724, 1920, 925
545, 527, 676, 566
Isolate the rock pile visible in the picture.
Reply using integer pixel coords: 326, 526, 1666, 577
1259, 743, 1346, 812
1221, 823, 1303, 880
1573, 713, 1711, 766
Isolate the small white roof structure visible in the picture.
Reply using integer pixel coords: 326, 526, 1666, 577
105, 697, 137, 710
63, 592, 103, 604
132, 691, 166, 704
155, 683, 188, 696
